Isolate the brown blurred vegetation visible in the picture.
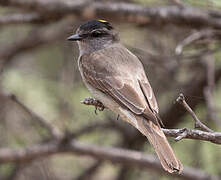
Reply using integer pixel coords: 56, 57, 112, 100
0, 0, 221, 180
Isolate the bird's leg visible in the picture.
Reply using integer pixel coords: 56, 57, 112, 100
81, 97, 105, 114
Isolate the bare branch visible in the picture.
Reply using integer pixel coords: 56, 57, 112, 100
176, 93, 214, 132
0, 13, 42, 25
163, 128, 221, 144
175, 30, 213, 55
80, 97, 221, 144
162, 66, 221, 128
7, 94, 63, 139
175, 30, 221, 55
0, 140, 219, 180
65, 118, 221, 145
1, 0, 221, 30
0, 18, 74, 68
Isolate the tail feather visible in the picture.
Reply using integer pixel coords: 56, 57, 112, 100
136, 116, 183, 173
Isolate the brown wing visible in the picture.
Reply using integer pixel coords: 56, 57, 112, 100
139, 78, 159, 114
80, 44, 159, 124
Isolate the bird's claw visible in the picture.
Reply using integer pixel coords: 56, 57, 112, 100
81, 97, 105, 114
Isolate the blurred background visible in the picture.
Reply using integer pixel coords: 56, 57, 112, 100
0, 0, 221, 179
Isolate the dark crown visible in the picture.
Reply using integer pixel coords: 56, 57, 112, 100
79, 20, 113, 31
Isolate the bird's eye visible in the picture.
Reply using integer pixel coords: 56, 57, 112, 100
91, 31, 102, 37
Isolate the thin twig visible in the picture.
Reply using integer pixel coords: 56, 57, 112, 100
176, 93, 214, 132
8, 94, 63, 139
175, 30, 216, 55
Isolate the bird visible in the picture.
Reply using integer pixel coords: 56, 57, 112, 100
67, 20, 183, 173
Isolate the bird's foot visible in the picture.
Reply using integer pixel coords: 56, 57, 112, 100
81, 97, 105, 114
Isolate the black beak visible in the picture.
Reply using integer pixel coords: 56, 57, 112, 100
67, 34, 82, 41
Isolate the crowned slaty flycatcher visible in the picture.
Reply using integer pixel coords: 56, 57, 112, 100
67, 20, 183, 173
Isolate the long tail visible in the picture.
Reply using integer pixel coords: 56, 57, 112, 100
135, 115, 183, 173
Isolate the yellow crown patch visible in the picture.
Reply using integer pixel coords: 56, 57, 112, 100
98, 19, 108, 23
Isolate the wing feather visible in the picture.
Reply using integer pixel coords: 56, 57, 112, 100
80, 44, 160, 124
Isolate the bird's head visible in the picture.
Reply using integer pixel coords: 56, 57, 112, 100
67, 20, 119, 54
